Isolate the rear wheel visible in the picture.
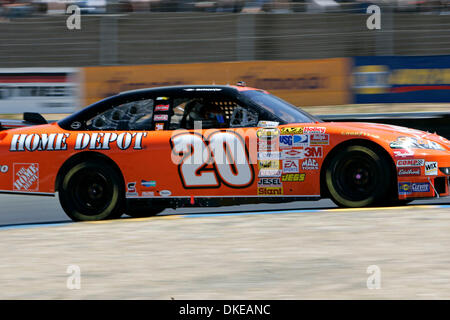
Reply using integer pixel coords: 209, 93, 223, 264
325, 145, 392, 207
58, 161, 124, 221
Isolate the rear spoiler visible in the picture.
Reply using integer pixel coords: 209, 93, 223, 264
0, 112, 49, 131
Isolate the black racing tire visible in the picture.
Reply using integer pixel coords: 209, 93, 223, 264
126, 207, 165, 218
58, 161, 124, 221
325, 145, 392, 208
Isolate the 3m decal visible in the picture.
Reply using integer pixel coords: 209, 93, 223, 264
13, 163, 39, 191
425, 162, 438, 176
282, 159, 299, 173
304, 147, 323, 158
281, 173, 305, 182
171, 131, 254, 189
397, 159, 425, 167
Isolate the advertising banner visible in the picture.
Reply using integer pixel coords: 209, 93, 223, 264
82, 58, 351, 107
353, 55, 450, 103
0, 68, 81, 114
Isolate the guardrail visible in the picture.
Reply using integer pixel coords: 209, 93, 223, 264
319, 112, 450, 140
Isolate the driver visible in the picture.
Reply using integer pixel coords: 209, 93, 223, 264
199, 102, 225, 126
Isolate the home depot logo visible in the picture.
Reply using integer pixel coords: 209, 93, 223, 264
13, 163, 39, 191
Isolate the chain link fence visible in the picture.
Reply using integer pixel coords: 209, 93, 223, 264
0, 2, 449, 67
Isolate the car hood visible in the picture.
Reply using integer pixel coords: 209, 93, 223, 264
327, 121, 450, 150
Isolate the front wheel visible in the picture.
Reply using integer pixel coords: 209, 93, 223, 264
58, 161, 124, 221
325, 145, 392, 207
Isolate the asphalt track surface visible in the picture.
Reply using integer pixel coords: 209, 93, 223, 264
0, 193, 449, 228
1, 194, 450, 299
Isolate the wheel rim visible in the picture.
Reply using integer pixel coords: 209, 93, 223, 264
333, 154, 379, 202
70, 168, 114, 216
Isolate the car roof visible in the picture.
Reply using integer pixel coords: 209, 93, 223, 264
117, 85, 261, 96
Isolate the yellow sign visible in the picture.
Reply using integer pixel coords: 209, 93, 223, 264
82, 58, 351, 107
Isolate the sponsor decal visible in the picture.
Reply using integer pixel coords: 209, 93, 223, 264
142, 191, 155, 197
257, 121, 279, 128
184, 88, 222, 91
279, 135, 293, 148
10, 133, 70, 152
302, 159, 319, 170
412, 183, 430, 193
309, 134, 329, 146
154, 114, 168, 121
10, 132, 147, 152
156, 96, 169, 101
74, 132, 147, 151
303, 127, 326, 134
257, 140, 278, 151
280, 127, 303, 135
341, 132, 380, 139
154, 104, 170, 112
293, 134, 309, 147
398, 182, 412, 195
398, 182, 431, 195
281, 173, 306, 182
425, 161, 438, 176
159, 190, 172, 197
257, 151, 279, 160
0, 165, 8, 173
397, 159, 425, 167
303, 146, 323, 158
281, 149, 303, 159
257, 178, 282, 187
13, 163, 39, 191
258, 169, 282, 178
256, 128, 279, 141
282, 159, 299, 173
397, 167, 421, 176
258, 160, 280, 170
141, 180, 156, 187
70, 122, 81, 130
257, 187, 283, 195
155, 123, 164, 131
126, 182, 138, 196
393, 150, 415, 158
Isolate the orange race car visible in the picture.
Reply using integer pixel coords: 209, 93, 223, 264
0, 84, 449, 221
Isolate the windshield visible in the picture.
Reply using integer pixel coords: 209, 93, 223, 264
241, 90, 321, 124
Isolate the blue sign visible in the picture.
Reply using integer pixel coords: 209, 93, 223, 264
353, 55, 450, 103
